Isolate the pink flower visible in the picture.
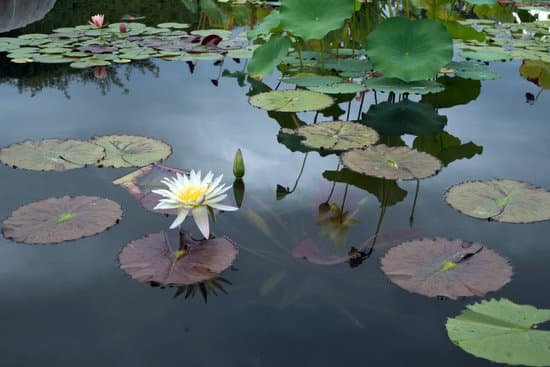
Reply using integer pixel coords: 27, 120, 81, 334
93, 66, 108, 79
89, 14, 104, 28
119, 23, 127, 33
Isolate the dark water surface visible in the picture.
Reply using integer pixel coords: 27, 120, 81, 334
1, 1, 550, 366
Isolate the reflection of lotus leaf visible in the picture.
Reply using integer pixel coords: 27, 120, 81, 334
283, 121, 379, 151
0, 139, 105, 171
249, 90, 333, 112
421, 76, 481, 108
365, 18, 453, 81
2, 196, 122, 244
447, 299, 550, 366
119, 231, 237, 286
446, 179, 550, 223
381, 238, 512, 299
91, 135, 172, 168
520, 59, 550, 89
342, 145, 442, 180
413, 132, 483, 166
362, 100, 447, 136
280, 0, 355, 40
364, 77, 445, 94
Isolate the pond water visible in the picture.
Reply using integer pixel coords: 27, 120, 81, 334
1, 1, 550, 366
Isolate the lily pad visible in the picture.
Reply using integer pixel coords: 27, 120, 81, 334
520, 59, 550, 89
2, 196, 122, 244
460, 47, 513, 62
364, 77, 445, 94
90, 135, 172, 168
0, 139, 105, 171
362, 100, 447, 136
454, 68, 502, 80
365, 18, 453, 82
282, 75, 343, 87
381, 238, 512, 299
249, 90, 334, 112
157, 22, 190, 29
445, 179, 550, 223
280, 0, 355, 40
446, 299, 550, 366
282, 121, 379, 152
307, 82, 367, 94
342, 145, 442, 180
119, 231, 237, 285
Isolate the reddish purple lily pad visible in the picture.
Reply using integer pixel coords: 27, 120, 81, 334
2, 196, 123, 244
380, 238, 512, 299
119, 231, 238, 286
112, 163, 188, 215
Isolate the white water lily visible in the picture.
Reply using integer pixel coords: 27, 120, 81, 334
152, 170, 238, 238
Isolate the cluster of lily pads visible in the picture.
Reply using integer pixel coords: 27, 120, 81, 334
0, 135, 239, 288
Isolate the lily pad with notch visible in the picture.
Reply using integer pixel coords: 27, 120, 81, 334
249, 90, 334, 112
91, 135, 172, 168
364, 77, 445, 95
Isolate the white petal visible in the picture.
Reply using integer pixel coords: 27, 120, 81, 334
209, 203, 239, 211
203, 171, 214, 184
169, 208, 189, 229
152, 189, 173, 198
206, 175, 224, 195
192, 206, 210, 239
154, 201, 181, 210
206, 194, 227, 204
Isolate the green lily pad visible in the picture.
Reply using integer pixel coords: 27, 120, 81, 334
362, 100, 447, 136
455, 68, 502, 80
342, 145, 442, 180
0, 139, 105, 171
11, 57, 34, 64
282, 75, 343, 87
280, 0, 355, 40
2, 196, 122, 244
282, 121, 379, 151
249, 90, 334, 112
460, 47, 513, 62
90, 135, 172, 168
157, 22, 191, 29
31, 54, 72, 64
364, 77, 445, 94
247, 34, 292, 78
446, 299, 550, 366
520, 59, 550, 89
381, 238, 512, 299
307, 82, 367, 94
365, 18, 453, 81
445, 179, 550, 223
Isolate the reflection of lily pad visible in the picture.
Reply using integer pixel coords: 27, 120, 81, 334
365, 18, 453, 81
119, 231, 237, 286
249, 90, 333, 112
91, 135, 172, 168
362, 100, 447, 136
364, 77, 445, 94
446, 299, 550, 366
282, 121, 379, 151
421, 76, 481, 108
381, 238, 512, 299
2, 196, 122, 244
520, 59, 550, 89
413, 132, 483, 166
0, 139, 105, 171
342, 145, 442, 180
445, 179, 550, 223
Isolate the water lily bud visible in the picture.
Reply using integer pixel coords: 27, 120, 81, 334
119, 23, 128, 33
233, 148, 245, 178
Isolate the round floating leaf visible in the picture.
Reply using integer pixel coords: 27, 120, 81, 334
0, 139, 105, 171
381, 238, 512, 299
157, 22, 191, 29
282, 121, 379, 152
460, 47, 512, 62
90, 135, 172, 168
454, 68, 502, 80
280, 0, 355, 40
2, 196, 122, 244
364, 77, 445, 94
249, 90, 333, 112
446, 299, 550, 366
445, 179, 550, 223
342, 145, 442, 180
282, 75, 342, 87
362, 100, 447, 136
365, 18, 453, 82
307, 82, 367, 94
119, 231, 238, 286
28, 54, 72, 64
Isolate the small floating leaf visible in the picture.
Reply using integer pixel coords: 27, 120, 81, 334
249, 90, 333, 112
307, 82, 367, 95
446, 299, 550, 366
381, 238, 512, 299
445, 179, 550, 223
2, 196, 122, 244
282, 75, 342, 87
342, 145, 442, 180
91, 135, 172, 168
364, 77, 445, 94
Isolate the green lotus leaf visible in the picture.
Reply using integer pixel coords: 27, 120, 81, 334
446, 179, 550, 223
282, 75, 343, 87
249, 90, 334, 112
91, 135, 172, 168
18, 33, 49, 40
0, 139, 105, 171
70, 58, 111, 69
364, 77, 445, 94
157, 22, 190, 29
413, 132, 483, 166
446, 299, 550, 366
454, 68, 502, 80
342, 145, 442, 180
365, 17, 453, 82
248, 34, 292, 78
381, 238, 512, 299
247, 10, 281, 41
282, 121, 379, 151
31, 54, 72, 64
323, 58, 373, 73
10, 57, 34, 64
421, 76, 481, 108
280, 0, 355, 40
307, 82, 367, 94
520, 59, 550, 89
362, 100, 447, 136
2, 196, 122, 244
460, 47, 513, 62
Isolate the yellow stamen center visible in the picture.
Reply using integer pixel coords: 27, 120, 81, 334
177, 184, 208, 205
